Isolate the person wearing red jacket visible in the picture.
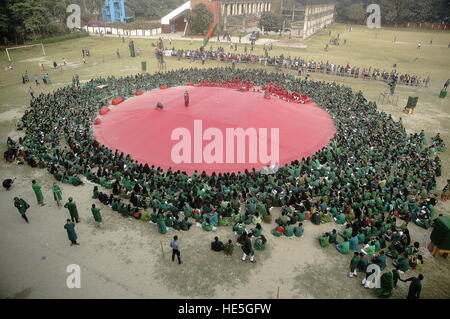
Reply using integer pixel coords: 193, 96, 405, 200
184, 91, 189, 107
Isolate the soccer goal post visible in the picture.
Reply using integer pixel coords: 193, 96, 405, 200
5, 43, 46, 62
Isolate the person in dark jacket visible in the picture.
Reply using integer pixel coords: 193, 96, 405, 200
241, 232, 255, 263
211, 236, 224, 251
401, 274, 423, 299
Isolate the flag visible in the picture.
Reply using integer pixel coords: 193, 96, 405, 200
202, 24, 217, 47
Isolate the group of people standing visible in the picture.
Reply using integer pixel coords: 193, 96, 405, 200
11, 179, 104, 246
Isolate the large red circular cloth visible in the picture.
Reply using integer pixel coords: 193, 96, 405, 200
93, 86, 335, 175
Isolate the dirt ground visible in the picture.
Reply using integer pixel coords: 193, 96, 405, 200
0, 25, 449, 299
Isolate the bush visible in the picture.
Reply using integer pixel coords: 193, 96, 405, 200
43, 22, 68, 37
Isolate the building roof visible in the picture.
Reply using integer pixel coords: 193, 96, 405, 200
161, 1, 191, 25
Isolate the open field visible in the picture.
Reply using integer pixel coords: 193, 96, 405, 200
0, 24, 449, 299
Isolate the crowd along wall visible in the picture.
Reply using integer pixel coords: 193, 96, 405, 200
83, 26, 162, 37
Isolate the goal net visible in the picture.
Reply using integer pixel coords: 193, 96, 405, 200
5, 44, 46, 62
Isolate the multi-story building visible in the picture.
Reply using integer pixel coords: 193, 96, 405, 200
161, 0, 334, 38
277, 0, 335, 38
102, 0, 133, 23
161, 0, 272, 33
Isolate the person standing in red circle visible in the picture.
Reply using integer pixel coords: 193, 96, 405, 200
184, 90, 189, 107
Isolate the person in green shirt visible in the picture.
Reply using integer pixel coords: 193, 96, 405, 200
349, 234, 359, 252
404, 242, 420, 256
201, 217, 214, 231
234, 222, 246, 235
349, 252, 360, 277
392, 265, 402, 288
357, 231, 366, 244
231, 212, 242, 223
373, 271, 394, 298
311, 211, 321, 225
329, 229, 338, 244
91, 203, 102, 224
319, 232, 330, 248
262, 210, 272, 223
339, 224, 353, 239
64, 197, 80, 223
32, 179, 45, 206
150, 211, 158, 223
157, 218, 167, 234
251, 223, 262, 237
165, 213, 174, 228
373, 250, 387, 270
362, 241, 376, 258
119, 203, 130, 218
218, 214, 229, 226
52, 182, 62, 207
173, 216, 181, 230
335, 213, 346, 224
294, 223, 304, 237
64, 219, 79, 246
254, 235, 267, 251
180, 217, 192, 231
284, 224, 294, 237
393, 253, 410, 272
252, 212, 262, 225
336, 238, 350, 254
183, 203, 193, 218
223, 239, 234, 256
243, 212, 253, 225
296, 210, 306, 222
357, 253, 369, 273
111, 199, 119, 212
14, 197, 30, 223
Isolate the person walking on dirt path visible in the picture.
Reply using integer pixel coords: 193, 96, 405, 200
28, 87, 35, 99
400, 274, 423, 299
14, 197, 30, 223
91, 203, 102, 225
64, 219, 79, 246
241, 232, 255, 263
170, 235, 182, 264
64, 197, 80, 223
32, 180, 45, 206
52, 182, 62, 207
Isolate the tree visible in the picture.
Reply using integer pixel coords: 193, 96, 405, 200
10, 0, 52, 41
345, 3, 366, 24
335, 0, 449, 25
187, 3, 213, 35
258, 12, 283, 32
